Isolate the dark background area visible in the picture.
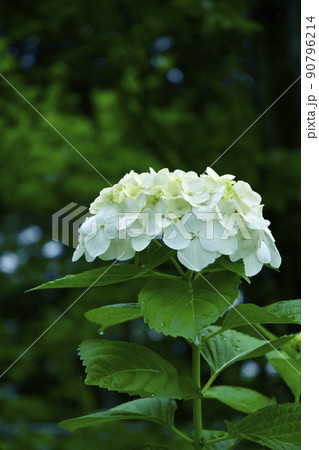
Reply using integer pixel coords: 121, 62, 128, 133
0, 0, 300, 448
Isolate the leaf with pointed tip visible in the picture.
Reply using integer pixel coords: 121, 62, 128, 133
216, 256, 250, 283
85, 303, 142, 331
221, 299, 300, 332
264, 264, 281, 273
79, 339, 200, 399
59, 397, 177, 432
226, 403, 301, 449
201, 327, 294, 377
27, 264, 153, 291
267, 352, 301, 401
139, 272, 240, 341
204, 386, 274, 414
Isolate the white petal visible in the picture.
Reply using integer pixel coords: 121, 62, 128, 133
163, 226, 190, 250
84, 250, 95, 262
103, 221, 119, 239
219, 236, 238, 255
241, 211, 269, 230
85, 228, 110, 257
234, 181, 261, 207
118, 213, 139, 230
99, 239, 135, 261
205, 167, 219, 180
199, 235, 223, 252
99, 240, 118, 261
217, 199, 237, 215
263, 230, 281, 268
256, 241, 271, 263
229, 253, 242, 262
98, 205, 119, 223
116, 239, 136, 260
198, 220, 225, 251
208, 191, 224, 207
269, 246, 281, 268
81, 216, 98, 236
243, 251, 263, 276
132, 235, 151, 252
267, 240, 281, 268
72, 244, 85, 262
182, 191, 209, 207
184, 213, 205, 234
192, 206, 211, 220
177, 239, 217, 271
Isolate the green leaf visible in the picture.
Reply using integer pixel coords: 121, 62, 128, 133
226, 403, 301, 449
79, 339, 200, 399
139, 240, 175, 270
264, 264, 281, 273
27, 262, 178, 292
215, 256, 250, 283
201, 327, 294, 378
203, 430, 237, 450
139, 272, 240, 341
264, 300, 301, 324
204, 385, 273, 414
85, 303, 142, 331
283, 332, 301, 357
221, 299, 301, 331
59, 397, 177, 432
27, 264, 152, 291
267, 352, 301, 401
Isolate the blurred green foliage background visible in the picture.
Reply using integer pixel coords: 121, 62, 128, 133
0, 0, 300, 448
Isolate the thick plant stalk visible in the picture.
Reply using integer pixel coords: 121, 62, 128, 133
192, 344, 203, 449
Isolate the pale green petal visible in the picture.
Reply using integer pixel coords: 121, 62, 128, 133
178, 239, 217, 271
163, 226, 190, 250
85, 228, 111, 258
72, 244, 85, 262
131, 235, 152, 252
256, 241, 271, 263
219, 236, 238, 255
234, 181, 261, 207
243, 251, 263, 276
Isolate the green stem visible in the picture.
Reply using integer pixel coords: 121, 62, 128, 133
192, 344, 204, 449
255, 324, 276, 340
149, 270, 179, 280
171, 426, 194, 444
205, 435, 230, 445
187, 269, 194, 281
134, 252, 140, 266
201, 373, 218, 395
153, 238, 186, 278
201, 328, 222, 342
170, 256, 187, 277
153, 239, 162, 248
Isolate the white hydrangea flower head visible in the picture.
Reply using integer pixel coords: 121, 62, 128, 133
73, 167, 281, 277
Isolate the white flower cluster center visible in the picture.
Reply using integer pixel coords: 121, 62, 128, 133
73, 168, 281, 276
